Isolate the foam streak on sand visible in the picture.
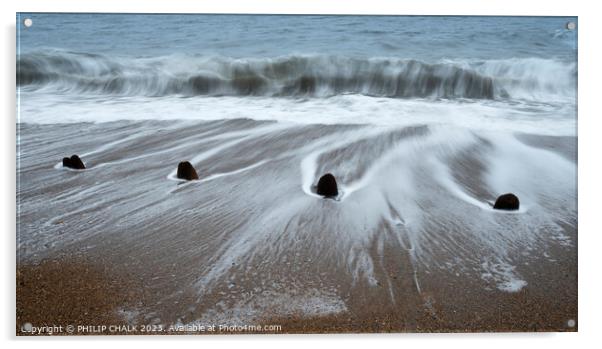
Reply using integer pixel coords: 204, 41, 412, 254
165, 122, 290, 182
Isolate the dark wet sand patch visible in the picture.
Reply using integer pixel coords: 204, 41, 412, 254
515, 133, 576, 162
448, 136, 496, 203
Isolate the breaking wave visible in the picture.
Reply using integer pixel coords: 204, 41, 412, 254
17, 50, 575, 101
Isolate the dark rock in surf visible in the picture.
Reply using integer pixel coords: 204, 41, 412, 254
493, 193, 520, 211
317, 173, 338, 198
62, 154, 85, 170
177, 161, 199, 180
70, 155, 86, 169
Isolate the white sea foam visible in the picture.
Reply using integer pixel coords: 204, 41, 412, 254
192, 288, 347, 326
20, 92, 576, 138
481, 259, 528, 292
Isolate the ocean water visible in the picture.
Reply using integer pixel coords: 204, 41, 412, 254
17, 14, 577, 134
16, 14, 578, 327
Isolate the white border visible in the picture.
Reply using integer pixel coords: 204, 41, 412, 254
2, 1, 601, 348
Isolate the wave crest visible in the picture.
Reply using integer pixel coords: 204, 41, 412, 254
17, 51, 575, 101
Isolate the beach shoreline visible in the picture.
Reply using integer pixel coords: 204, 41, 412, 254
17, 120, 577, 334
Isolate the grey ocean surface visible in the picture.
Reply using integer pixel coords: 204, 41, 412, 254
18, 14, 576, 60
16, 15, 578, 330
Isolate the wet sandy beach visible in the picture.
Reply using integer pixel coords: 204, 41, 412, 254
16, 119, 577, 334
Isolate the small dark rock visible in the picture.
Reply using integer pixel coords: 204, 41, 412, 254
317, 173, 338, 198
62, 154, 85, 169
177, 161, 199, 180
493, 193, 520, 211
69, 155, 85, 169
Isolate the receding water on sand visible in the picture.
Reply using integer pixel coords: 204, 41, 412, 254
17, 117, 576, 329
